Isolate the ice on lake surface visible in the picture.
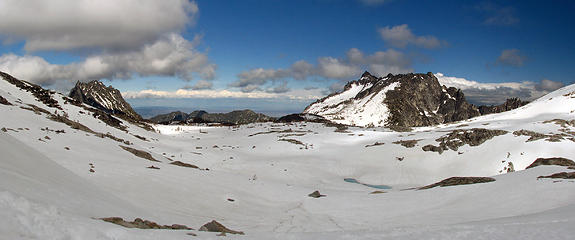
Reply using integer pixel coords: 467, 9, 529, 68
344, 178, 392, 189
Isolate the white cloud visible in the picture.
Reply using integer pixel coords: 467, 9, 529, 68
0, 0, 198, 52
230, 48, 413, 92
435, 72, 564, 105
122, 87, 323, 100
497, 49, 526, 67
378, 24, 444, 49
0, 34, 216, 88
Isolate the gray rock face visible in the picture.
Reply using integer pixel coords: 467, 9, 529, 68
149, 109, 274, 125
384, 72, 481, 127
69, 80, 142, 120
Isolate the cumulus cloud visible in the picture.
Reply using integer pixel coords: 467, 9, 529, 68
0, 0, 198, 52
496, 49, 526, 67
189, 80, 214, 90
0, 33, 216, 88
378, 24, 444, 49
265, 82, 290, 94
476, 2, 519, 26
435, 72, 564, 105
231, 48, 413, 92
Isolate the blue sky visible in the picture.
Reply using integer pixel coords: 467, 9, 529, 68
0, 0, 574, 116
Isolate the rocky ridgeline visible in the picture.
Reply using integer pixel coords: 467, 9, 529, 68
149, 109, 274, 125
69, 80, 142, 121
478, 98, 529, 115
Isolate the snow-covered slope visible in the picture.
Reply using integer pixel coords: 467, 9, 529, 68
1, 71, 575, 239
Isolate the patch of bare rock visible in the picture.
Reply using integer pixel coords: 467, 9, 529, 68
392, 139, 421, 148
199, 220, 244, 235
422, 128, 508, 154
100, 217, 193, 230
170, 161, 199, 169
120, 145, 159, 162
419, 177, 496, 190
538, 172, 575, 179
525, 157, 575, 169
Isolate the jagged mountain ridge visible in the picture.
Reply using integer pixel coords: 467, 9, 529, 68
69, 80, 142, 121
478, 98, 530, 115
149, 109, 274, 125
304, 72, 481, 128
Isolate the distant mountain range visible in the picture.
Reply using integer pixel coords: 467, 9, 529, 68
148, 110, 275, 125
61, 72, 527, 128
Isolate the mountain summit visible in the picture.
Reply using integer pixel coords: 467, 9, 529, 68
304, 72, 480, 128
69, 80, 142, 120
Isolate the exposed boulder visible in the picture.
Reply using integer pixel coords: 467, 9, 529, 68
308, 190, 326, 198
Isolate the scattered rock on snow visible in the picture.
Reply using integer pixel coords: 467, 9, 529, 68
308, 190, 326, 198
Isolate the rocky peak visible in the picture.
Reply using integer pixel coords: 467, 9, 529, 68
69, 80, 142, 120
304, 72, 481, 128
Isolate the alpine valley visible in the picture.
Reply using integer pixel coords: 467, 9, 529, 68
1, 70, 575, 240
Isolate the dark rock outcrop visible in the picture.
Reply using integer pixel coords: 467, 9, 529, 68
419, 177, 496, 190
0, 95, 11, 105
422, 128, 508, 154
101, 217, 193, 230
538, 172, 575, 179
276, 113, 329, 123
69, 80, 142, 120
308, 190, 326, 198
478, 98, 529, 115
149, 109, 274, 125
526, 157, 575, 169
199, 220, 244, 235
